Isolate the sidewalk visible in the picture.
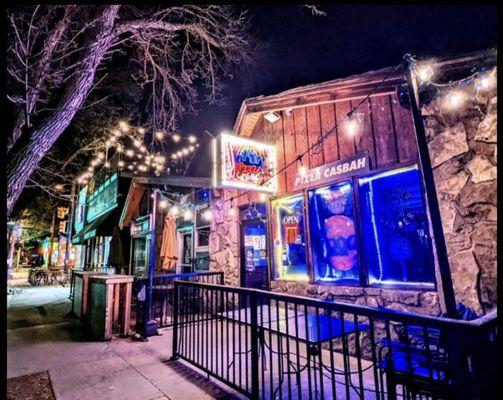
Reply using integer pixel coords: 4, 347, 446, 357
7, 285, 244, 400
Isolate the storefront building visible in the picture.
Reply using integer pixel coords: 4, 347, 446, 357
71, 160, 131, 273
209, 49, 496, 316
119, 176, 212, 278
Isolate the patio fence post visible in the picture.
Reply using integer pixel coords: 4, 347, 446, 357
170, 280, 179, 361
250, 291, 259, 400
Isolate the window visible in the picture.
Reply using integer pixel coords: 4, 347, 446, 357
358, 165, 435, 287
196, 226, 210, 248
271, 194, 308, 281
308, 181, 360, 283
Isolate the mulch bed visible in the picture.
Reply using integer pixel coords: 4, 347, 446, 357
7, 371, 56, 400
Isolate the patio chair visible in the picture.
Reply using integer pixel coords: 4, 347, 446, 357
377, 303, 479, 400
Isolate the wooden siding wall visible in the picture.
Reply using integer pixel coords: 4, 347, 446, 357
236, 92, 418, 206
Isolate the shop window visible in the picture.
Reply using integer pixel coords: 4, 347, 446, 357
358, 165, 435, 287
308, 181, 360, 283
196, 226, 210, 248
271, 194, 308, 281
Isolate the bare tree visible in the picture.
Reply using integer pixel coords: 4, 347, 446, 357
7, 5, 252, 215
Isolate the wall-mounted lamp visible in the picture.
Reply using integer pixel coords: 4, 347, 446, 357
264, 112, 281, 123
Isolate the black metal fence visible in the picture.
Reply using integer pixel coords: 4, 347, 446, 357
170, 281, 498, 400
134, 272, 224, 329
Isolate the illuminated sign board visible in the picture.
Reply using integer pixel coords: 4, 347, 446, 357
213, 133, 277, 193
86, 173, 118, 223
293, 152, 369, 190
74, 186, 88, 234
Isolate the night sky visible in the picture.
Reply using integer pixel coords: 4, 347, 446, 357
179, 5, 497, 137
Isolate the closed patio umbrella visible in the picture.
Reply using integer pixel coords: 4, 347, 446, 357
160, 216, 178, 271
108, 226, 126, 273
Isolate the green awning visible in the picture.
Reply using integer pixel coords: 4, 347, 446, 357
71, 207, 118, 244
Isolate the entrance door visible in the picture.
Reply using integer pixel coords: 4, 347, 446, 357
240, 220, 269, 290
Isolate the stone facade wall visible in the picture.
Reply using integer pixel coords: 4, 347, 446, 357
208, 189, 240, 286
422, 68, 497, 314
270, 281, 442, 316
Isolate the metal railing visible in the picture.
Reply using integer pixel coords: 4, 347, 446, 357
134, 271, 224, 329
170, 281, 498, 400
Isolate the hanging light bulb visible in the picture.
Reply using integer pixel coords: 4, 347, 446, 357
126, 149, 134, 157
183, 209, 193, 221
203, 209, 212, 221
188, 135, 197, 144
415, 63, 435, 84
343, 114, 361, 138
172, 133, 181, 143
155, 131, 165, 140
298, 157, 308, 177
182, 148, 189, 155
177, 150, 183, 157
170, 205, 180, 217
442, 89, 467, 111
188, 145, 195, 152
476, 70, 496, 91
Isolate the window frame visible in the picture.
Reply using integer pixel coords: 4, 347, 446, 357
268, 161, 437, 291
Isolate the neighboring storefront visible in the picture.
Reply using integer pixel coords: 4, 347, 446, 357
209, 49, 497, 316
119, 176, 212, 278
71, 161, 131, 273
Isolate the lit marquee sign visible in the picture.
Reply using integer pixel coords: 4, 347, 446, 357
213, 133, 277, 193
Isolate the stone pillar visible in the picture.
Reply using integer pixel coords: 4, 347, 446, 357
422, 80, 497, 314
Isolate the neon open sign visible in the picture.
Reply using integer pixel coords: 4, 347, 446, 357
213, 133, 277, 192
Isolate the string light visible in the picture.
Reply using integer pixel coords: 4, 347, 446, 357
343, 115, 361, 138
118, 160, 125, 168
188, 135, 197, 143
415, 62, 435, 84
172, 133, 181, 142
112, 129, 121, 137
203, 209, 212, 221
171, 154, 178, 160
298, 156, 308, 177
133, 139, 142, 148
155, 131, 165, 140
138, 127, 146, 135
177, 150, 183, 157
476, 69, 496, 91
126, 149, 134, 157
183, 209, 193, 221
127, 165, 134, 170
189, 145, 195, 152
97, 152, 105, 160
442, 89, 468, 111
140, 145, 147, 153
159, 199, 168, 209
182, 148, 189, 155
170, 205, 180, 217
119, 120, 130, 132
104, 161, 111, 168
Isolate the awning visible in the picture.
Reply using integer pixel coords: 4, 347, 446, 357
71, 208, 119, 244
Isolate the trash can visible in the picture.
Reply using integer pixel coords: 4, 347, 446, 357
71, 271, 106, 319
87, 275, 134, 341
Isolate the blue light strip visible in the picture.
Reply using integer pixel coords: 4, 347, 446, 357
368, 179, 384, 281
360, 164, 419, 283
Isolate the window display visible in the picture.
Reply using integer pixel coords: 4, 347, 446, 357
308, 181, 360, 283
272, 194, 308, 281
358, 165, 435, 287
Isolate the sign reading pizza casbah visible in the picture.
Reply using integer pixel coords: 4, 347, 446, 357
213, 133, 277, 192
293, 152, 370, 190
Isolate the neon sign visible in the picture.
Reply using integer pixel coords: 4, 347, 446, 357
213, 133, 277, 192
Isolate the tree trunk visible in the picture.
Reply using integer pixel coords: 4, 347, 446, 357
7, 5, 120, 216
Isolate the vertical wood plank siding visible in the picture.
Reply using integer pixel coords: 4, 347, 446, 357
241, 92, 418, 198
